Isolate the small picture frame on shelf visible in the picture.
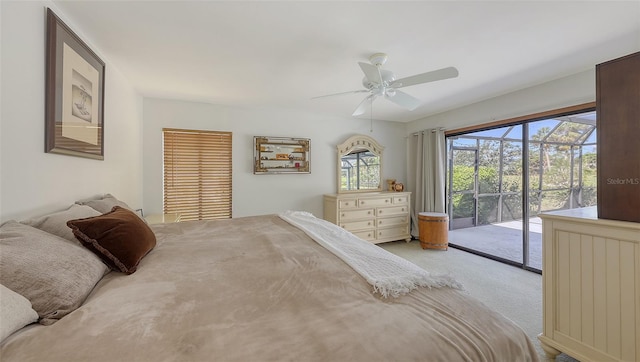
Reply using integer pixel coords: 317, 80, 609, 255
254, 136, 310, 174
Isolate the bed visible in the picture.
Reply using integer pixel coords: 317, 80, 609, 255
0, 196, 539, 361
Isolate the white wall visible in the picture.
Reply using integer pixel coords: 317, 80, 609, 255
142, 98, 407, 218
407, 69, 596, 133
0, 2, 607, 223
0, 1, 144, 222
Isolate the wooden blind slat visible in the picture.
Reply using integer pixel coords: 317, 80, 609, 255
163, 129, 232, 221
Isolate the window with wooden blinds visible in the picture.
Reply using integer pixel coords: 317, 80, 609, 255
163, 129, 232, 221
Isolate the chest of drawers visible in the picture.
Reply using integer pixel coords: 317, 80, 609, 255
323, 192, 411, 244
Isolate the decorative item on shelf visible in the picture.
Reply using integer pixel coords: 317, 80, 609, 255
394, 183, 404, 192
276, 153, 289, 160
386, 179, 396, 191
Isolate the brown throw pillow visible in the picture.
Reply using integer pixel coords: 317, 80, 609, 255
67, 206, 156, 274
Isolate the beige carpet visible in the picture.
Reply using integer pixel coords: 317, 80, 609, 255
380, 240, 578, 362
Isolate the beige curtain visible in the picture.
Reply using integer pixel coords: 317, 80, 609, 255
407, 129, 446, 236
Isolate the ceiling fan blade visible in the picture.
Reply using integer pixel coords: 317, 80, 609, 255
311, 89, 369, 99
391, 66, 458, 88
358, 62, 381, 84
352, 94, 376, 116
385, 90, 421, 111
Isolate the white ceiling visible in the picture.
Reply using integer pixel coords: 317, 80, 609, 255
53, 1, 640, 123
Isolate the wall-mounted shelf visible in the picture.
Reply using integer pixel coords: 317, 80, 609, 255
254, 136, 310, 174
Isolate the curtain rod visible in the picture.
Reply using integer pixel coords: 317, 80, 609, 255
411, 127, 445, 136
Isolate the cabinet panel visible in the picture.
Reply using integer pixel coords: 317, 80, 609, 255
393, 195, 409, 204
352, 230, 375, 240
376, 205, 408, 217
358, 197, 392, 207
378, 226, 408, 240
339, 199, 358, 209
341, 219, 375, 231
377, 216, 407, 227
340, 209, 374, 221
596, 52, 640, 222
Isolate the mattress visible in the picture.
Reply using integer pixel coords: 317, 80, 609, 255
0, 214, 538, 361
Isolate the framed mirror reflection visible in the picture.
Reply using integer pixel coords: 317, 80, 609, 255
337, 135, 383, 193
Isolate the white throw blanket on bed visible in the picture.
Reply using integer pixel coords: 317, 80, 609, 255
279, 211, 461, 298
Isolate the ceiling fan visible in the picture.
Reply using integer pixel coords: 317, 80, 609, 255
315, 53, 459, 116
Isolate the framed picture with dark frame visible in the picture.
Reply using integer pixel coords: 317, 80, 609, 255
45, 8, 105, 160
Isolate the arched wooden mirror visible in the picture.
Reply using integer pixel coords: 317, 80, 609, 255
337, 135, 383, 193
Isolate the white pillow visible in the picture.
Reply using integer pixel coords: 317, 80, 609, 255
0, 284, 38, 342
0, 221, 108, 324
75, 193, 133, 214
21, 204, 101, 244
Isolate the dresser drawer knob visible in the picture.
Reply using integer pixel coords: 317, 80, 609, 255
360, 201, 365, 205
385, 199, 389, 203
368, 211, 371, 215
379, 210, 383, 214
341, 213, 345, 217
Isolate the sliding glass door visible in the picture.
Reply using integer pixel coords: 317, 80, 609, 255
447, 126, 524, 266
526, 114, 597, 270
446, 110, 596, 272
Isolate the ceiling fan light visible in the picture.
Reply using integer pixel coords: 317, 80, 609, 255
380, 69, 396, 84
386, 88, 396, 97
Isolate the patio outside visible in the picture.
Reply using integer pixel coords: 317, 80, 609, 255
449, 217, 542, 270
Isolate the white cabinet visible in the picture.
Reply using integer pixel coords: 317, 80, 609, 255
323, 192, 411, 244
538, 207, 640, 362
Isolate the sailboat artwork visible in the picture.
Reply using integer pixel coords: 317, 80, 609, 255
61, 42, 99, 145
71, 71, 92, 123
